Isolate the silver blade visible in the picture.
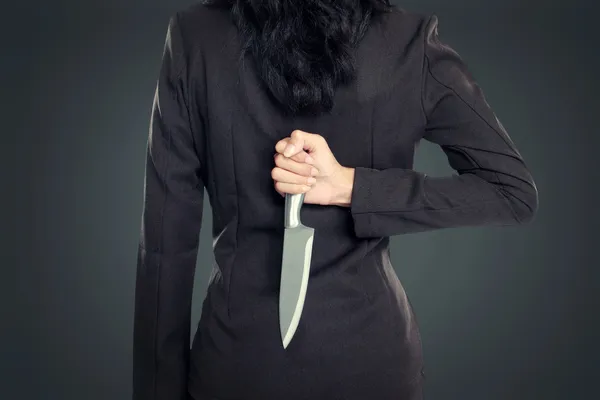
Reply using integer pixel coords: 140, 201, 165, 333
279, 192, 315, 349
280, 226, 314, 348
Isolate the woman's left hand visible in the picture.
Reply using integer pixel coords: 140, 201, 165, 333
272, 130, 355, 207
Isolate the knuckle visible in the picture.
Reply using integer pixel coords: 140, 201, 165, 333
275, 141, 286, 153
291, 130, 302, 138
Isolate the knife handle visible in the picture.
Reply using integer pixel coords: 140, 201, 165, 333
284, 193, 305, 228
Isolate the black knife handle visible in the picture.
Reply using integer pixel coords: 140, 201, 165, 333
284, 193, 305, 228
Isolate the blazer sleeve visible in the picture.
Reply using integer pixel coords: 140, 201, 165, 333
132, 12, 205, 400
349, 15, 538, 238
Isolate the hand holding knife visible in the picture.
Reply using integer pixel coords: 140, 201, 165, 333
272, 130, 355, 348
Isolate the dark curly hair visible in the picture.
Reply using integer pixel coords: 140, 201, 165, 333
201, 0, 395, 116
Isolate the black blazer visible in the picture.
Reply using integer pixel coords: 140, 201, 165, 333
133, 3, 538, 400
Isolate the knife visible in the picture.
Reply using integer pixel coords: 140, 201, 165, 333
279, 192, 315, 349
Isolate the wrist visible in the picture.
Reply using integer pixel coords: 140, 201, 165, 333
330, 166, 355, 207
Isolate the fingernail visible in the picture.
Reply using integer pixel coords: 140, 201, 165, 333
305, 154, 314, 164
308, 177, 317, 184
303, 185, 311, 191
284, 144, 295, 157
310, 167, 318, 176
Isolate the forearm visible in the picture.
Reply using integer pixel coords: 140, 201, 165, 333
346, 165, 537, 238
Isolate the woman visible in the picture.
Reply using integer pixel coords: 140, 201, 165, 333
132, 1, 538, 399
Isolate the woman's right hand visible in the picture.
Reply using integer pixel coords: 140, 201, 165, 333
271, 149, 317, 198
271, 130, 354, 206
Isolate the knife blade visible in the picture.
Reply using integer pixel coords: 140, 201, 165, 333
279, 192, 315, 349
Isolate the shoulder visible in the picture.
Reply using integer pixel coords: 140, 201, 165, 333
383, 8, 430, 32
371, 7, 441, 63
379, 7, 435, 43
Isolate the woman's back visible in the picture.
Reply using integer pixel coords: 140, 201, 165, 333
133, 2, 537, 400
182, 5, 425, 399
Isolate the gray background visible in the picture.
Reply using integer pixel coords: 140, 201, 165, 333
3, 0, 598, 399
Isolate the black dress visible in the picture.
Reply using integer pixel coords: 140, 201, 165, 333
132, 4, 538, 400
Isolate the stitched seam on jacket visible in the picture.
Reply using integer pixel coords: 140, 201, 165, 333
423, 51, 518, 164
368, 89, 375, 235
370, 91, 375, 170
351, 197, 510, 215
152, 101, 173, 400
419, 15, 433, 127
449, 145, 521, 222
227, 84, 240, 321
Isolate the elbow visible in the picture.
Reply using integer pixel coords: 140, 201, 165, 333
517, 188, 539, 224
504, 182, 539, 224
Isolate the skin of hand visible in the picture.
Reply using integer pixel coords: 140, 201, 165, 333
272, 130, 355, 207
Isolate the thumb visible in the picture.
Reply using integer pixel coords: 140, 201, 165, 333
283, 130, 322, 158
